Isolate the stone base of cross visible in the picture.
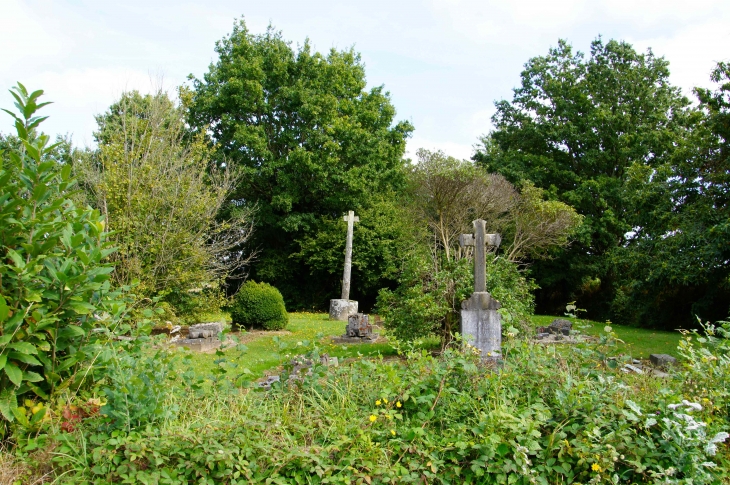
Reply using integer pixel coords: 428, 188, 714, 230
459, 219, 503, 362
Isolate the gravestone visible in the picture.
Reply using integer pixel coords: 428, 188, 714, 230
332, 313, 378, 343
459, 219, 502, 361
650, 353, 677, 367
174, 321, 225, 352
329, 211, 359, 321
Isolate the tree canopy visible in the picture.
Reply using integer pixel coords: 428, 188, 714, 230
186, 20, 413, 308
474, 38, 693, 323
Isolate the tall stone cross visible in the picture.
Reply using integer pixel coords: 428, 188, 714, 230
459, 219, 503, 362
341, 210, 359, 300
459, 219, 502, 293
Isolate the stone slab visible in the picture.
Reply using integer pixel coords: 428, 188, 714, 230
331, 335, 379, 344
329, 299, 358, 321
174, 337, 222, 352
188, 321, 226, 339
461, 307, 501, 361
650, 354, 677, 367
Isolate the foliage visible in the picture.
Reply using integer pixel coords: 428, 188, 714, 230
0, 84, 124, 435
475, 38, 691, 321
294, 195, 415, 308
49, 326, 730, 484
607, 62, 730, 328
186, 19, 413, 309
74, 90, 254, 301
230, 280, 288, 330
377, 254, 536, 343
409, 149, 581, 265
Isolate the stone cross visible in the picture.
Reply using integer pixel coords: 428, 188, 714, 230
459, 219, 501, 292
341, 210, 359, 300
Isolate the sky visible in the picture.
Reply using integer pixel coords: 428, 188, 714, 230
2, 0, 729, 160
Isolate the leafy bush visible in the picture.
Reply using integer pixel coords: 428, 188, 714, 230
377, 254, 535, 343
0, 84, 123, 436
230, 281, 288, 330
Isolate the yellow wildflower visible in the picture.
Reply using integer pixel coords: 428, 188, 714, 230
369, 415, 377, 422
592, 463, 602, 472
375, 400, 382, 406
383, 398, 389, 404
396, 401, 402, 408
390, 429, 396, 436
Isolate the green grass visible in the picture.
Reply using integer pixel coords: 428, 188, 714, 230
178, 312, 683, 379
182, 312, 439, 379
531, 314, 683, 358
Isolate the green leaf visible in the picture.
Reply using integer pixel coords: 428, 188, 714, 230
67, 301, 96, 315
0, 388, 17, 422
0, 295, 8, 322
23, 370, 43, 383
59, 326, 86, 338
4, 362, 23, 387
0, 353, 6, 370
9, 342, 39, 355
6, 248, 25, 269
9, 352, 42, 366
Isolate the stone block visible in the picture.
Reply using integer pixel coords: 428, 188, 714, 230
650, 354, 677, 367
188, 321, 226, 339
329, 299, 358, 321
174, 337, 222, 352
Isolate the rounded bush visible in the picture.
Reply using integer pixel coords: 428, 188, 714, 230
230, 281, 289, 330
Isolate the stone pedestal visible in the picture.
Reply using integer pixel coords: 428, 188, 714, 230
460, 292, 502, 361
329, 299, 358, 321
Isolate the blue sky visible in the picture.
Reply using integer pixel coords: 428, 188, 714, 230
2, 0, 729, 159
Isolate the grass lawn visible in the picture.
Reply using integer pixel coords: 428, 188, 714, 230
531, 314, 684, 358
182, 312, 439, 379
177, 312, 683, 380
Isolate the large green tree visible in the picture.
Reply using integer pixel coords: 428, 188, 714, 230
186, 20, 413, 308
474, 38, 692, 322
608, 62, 730, 327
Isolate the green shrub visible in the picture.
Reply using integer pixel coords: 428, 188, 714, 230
230, 281, 288, 330
377, 254, 535, 343
0, 84, 124, 437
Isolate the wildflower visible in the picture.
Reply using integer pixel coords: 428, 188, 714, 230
591, 463, 602, 472
396, 401, 402, 408
390, 429, 396, 436
383, 398, 388, 404
369, 415, 377, 422
375, 400, 382, 406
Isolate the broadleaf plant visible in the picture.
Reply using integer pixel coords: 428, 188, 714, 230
0, 84, 123, 434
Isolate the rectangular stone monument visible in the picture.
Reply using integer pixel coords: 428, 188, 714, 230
459, 219, 502, 361
174, 321, 225, 352
329, 211, 359, 320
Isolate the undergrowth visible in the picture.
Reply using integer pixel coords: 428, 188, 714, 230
12, 323, 727, 484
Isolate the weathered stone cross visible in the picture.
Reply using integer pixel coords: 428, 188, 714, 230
341, 210, 359, 300
459, 219, 501, 293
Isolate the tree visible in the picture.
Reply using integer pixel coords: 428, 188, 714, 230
474, 38, 691, 320
186, 20, 413, 308
607, 62, 730, 327
409, 149, 581, 265
75, 90, 254, 303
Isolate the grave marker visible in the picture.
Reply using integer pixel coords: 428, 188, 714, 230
329, 211, 359, 320
459, 219, 502, 361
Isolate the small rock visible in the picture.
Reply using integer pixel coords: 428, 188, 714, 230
649, 354, 677, 367
624, 364, 644, 374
